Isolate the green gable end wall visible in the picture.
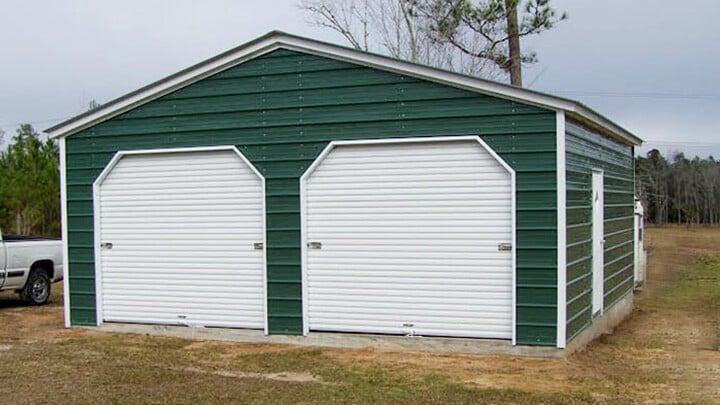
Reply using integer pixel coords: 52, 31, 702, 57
65, 49, 559, 345
565, 120, 635, 342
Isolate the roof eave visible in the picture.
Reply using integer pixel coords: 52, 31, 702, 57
567, 105, 643, 146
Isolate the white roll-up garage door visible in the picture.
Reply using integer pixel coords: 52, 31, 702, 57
303, 138, 514, 339
95, 148, 265, 329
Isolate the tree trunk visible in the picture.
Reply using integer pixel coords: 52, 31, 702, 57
505, 0, 522, 86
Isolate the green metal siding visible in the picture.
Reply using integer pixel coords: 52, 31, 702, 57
65, 49, 558, 345
565, 120, 634, 342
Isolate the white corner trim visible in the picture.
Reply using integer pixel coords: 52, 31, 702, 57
46, 33, 640, 146
510, 165, 517, 346
59, 137, 71, 328
556, 111, 567, 348
299, 135, 517, 342
92, 170, 104, 326
91, 145, 267, 331
260, 166, 269, 336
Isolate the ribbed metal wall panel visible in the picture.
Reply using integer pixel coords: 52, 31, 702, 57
304, 141, 513, 339
65, 49, 558, 345
96, 150, 265, 328
565, 121, 634, 342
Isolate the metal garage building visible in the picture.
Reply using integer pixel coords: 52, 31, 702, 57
47, 31, 642, 350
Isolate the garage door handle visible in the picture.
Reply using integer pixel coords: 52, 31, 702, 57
254, 242, 264, 250
497, 243, 512, 252
100, 242, 113, 250
307, 242, 322, 250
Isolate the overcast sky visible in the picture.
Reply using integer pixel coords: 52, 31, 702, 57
1, 0, 719, 157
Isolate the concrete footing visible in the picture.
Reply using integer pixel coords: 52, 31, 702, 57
85, 291, 634, 359
564, 291, 635, 355
93, 323, 562, 358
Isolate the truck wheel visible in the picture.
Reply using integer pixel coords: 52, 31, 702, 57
20, 269, 51, 305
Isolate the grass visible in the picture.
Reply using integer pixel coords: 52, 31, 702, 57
650, 254, 720, 311
0, 334, 596, 404
648, 253, 720, 351
0, 226, 718, 404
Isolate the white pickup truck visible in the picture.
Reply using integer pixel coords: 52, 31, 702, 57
0, 229, 63, 305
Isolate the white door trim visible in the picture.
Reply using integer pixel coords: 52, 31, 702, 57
592, 169, 605, 316
299, 135, 517, 344
92, 145, 268, 333
59, 137, 72, 328
555, 111, 567, 348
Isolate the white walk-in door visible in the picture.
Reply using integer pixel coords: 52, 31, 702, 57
95, 148, 265, 329
592, 169, 605, 316
303, 138, 514, 339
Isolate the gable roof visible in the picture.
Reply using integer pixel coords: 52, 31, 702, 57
45, 31, 642, 145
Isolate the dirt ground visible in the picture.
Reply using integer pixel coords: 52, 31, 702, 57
0, 226, 717, 404
322, 227, 720, 403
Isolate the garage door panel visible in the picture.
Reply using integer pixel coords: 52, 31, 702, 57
308, 287, 512, 298
308, 281, 512, 291
309, 276, 512, 286
311, 295, 510, 307
315, 160, 507, 172
309, 239, 510, 247
308, 210, 512, 219
102, 297, 264, 306
106, 316, 262, 328
309, 256, 509, 265
102, 167, 256, 178
317, 146, 505, 162
306, 202, 510, 212
309, 270, 511, 279
308, 179, 511, 189
97, 149, 265, 329
310, 300, 511, 312
102, 292, 265, 303
305, 139, 513, 339
101, 181, 261, 192
99, 242, 262, 251
309, 256, 510, 265
102, 280, 264, 289
317, 145, 479, 159
101, 222, 261, 231
314, 320, 507, 339
306, 186, 509, 197
99, 202, 262, 211
309, 231, 510, 239
310, 311, 512, 324
99, 192, 261, 202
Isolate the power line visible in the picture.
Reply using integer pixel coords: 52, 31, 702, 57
556, 90, 719, 101
643, 140, 720, 146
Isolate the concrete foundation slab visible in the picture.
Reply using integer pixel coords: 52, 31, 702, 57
92, 323, 563, 358
82, 291, 634, 358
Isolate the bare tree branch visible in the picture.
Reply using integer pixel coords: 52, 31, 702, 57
300, 0, 365, 49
